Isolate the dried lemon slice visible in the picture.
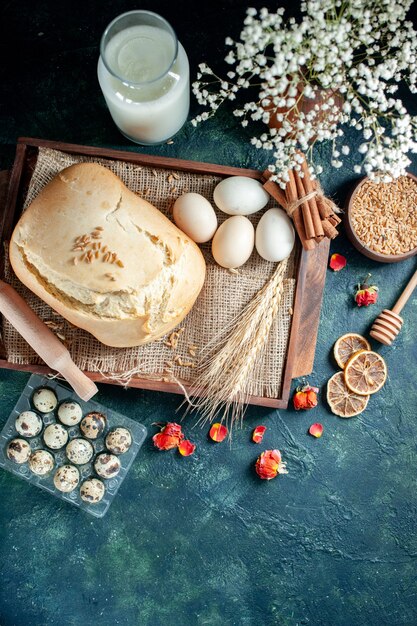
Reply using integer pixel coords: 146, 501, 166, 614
344, 350, 387, 396
327, 371, 369, 418
333, 333, 371, 369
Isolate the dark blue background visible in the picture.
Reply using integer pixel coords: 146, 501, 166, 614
0, 2, 416, 625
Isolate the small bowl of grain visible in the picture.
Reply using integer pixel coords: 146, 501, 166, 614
345, 173, 417, 263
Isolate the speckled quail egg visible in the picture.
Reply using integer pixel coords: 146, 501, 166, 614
105, 428, 132, 455
15, 410, 43, 438
80, 478, 106, 504
57, 401, 83, 426
66, 438, 94, 465
53, 465, 80, 493
28, 449, 54, 476
43, 423, 69, 450
94, 453, 121, 479
32, 387, 58, 413
80, 412, 107, 440
6, 438, 31, 464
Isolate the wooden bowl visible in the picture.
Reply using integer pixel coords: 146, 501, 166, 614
345, 172, 417, 263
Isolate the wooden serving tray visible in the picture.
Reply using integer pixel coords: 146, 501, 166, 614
0, 137, 329, 409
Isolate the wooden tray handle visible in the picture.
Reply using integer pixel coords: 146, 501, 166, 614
0, 280, 98, 401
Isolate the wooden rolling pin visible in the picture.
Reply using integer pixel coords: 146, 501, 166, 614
0, 280, 98, 401
370, 266, 417, 345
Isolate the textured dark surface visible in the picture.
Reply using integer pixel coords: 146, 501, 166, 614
1, 2, 417, 625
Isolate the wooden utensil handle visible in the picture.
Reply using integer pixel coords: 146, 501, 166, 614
0, 281, 98, 401
392, 267, 417, 314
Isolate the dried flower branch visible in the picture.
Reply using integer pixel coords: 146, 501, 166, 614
192, 1, 417, 186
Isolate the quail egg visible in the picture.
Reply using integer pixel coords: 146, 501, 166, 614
32, 387, 58, 413
28, 449, 55, 476
94, 453, 121, 479
43, 423, 69, 450
15, 410, 43, 437
6, 438, 31, 464
80, 412, 107, 440
105, 428, 132, 455
53, 465, 80, 493
80, 478, 106, 504
66, 438, 94, 465
57, 401, 83, 426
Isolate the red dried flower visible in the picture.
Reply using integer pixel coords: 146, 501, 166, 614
153, 422, 184, 450
178, 439, 196, 456
255, 449, 288, 480
355, 274, 379, 307
209, 423, 228, 442
293, 384, 319, 410
329, 253, 347, 271
252, 425, 267, 444
309, 423, 324, 438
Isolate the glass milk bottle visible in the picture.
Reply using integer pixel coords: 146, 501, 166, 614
98, 11, 189, 145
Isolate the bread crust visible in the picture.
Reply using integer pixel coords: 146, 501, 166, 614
10, 163, 206, 347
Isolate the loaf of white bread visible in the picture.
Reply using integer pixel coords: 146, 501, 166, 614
10, 163, 206, 347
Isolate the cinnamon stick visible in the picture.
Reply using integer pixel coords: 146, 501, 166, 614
294, 171, 316, 240
328, 214, 341, 227
286, 169, 315, 251
262, 163, 339, 249
317, 199, 333, 220
321, 219, 339, 239
308, 172, 341, 228
299, 159, 325, 239
262, 178, 287, 208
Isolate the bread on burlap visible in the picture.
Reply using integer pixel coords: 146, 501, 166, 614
10, 163, 206, 348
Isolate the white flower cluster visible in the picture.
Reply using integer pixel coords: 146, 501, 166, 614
192, 0, 417, 186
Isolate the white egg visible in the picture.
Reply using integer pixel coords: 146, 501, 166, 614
213, 176, 269, 216
255, 208, 295, 262
212, 216, 255, 268
173, 193, 218, 243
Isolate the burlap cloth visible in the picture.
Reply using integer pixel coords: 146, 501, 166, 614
2, 147, 297, 398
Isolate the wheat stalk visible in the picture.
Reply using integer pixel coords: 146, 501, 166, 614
188, 259, 289, 427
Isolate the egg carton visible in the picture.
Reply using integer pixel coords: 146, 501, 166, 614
0, 374, 147, 517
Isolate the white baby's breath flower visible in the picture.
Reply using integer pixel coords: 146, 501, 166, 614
192, 2, 417, 185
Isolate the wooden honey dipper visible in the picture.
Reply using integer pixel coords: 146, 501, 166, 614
370, 266, 417, 345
